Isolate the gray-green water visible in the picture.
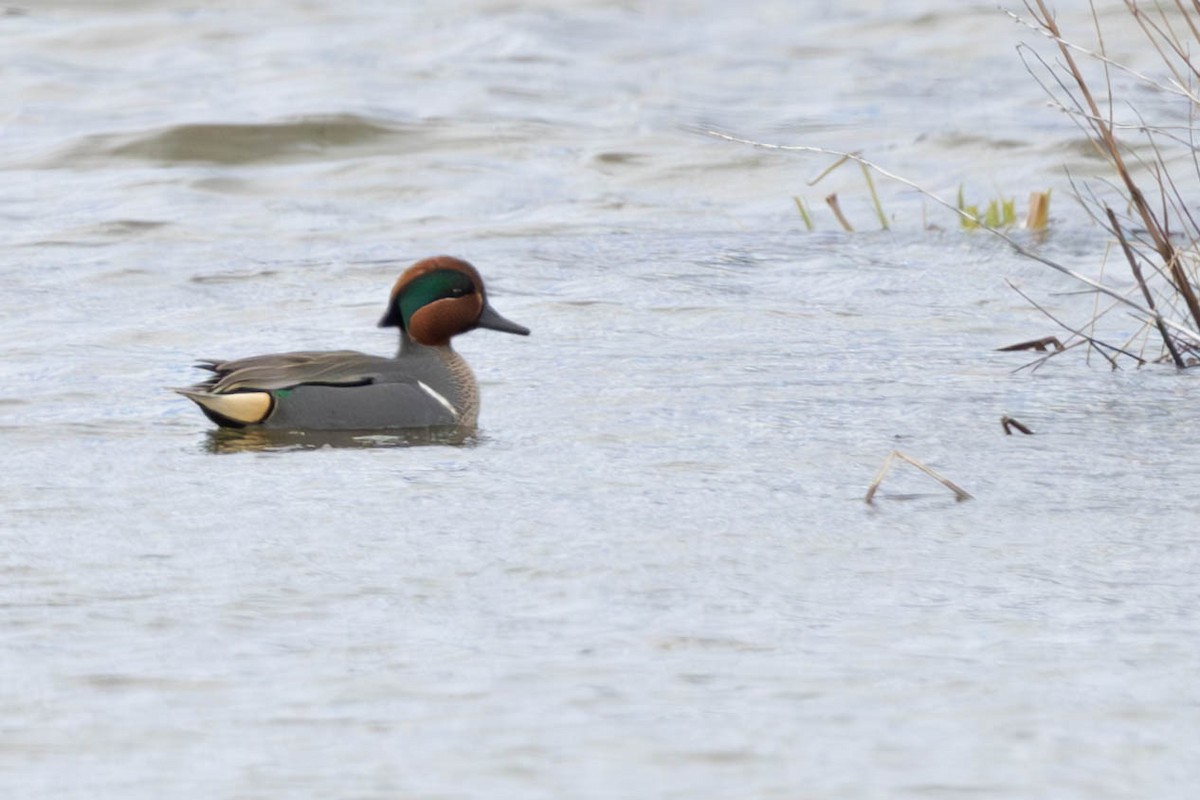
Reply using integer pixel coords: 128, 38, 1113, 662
4, 2, 1200, 798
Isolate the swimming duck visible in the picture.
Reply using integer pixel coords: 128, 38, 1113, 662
177, 256, 528, 430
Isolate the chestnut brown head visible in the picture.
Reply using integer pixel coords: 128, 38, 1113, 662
378, 256, 529, 346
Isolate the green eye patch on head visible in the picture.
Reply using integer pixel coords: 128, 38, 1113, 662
397, 269, 477, 330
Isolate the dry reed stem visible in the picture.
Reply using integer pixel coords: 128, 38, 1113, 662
864, 450, 972, 505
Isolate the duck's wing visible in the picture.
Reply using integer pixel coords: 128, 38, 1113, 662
191, 350, 387, 392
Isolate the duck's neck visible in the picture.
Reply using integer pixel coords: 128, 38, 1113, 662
398, 332, 453, 356
396, 332, 479, 426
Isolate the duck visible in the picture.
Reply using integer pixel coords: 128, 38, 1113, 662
177, 256, 529, 431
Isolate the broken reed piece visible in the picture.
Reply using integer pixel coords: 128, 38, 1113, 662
996, 336, 1064, 353
824, 193, 854, 232
1001, 416, 1034, 435
1025, 190, 1051, 231
864, 450, 973, 505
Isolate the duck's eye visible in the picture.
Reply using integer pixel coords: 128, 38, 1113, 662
448, 287, 468, 298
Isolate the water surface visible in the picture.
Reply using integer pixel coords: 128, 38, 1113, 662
3, 2, 1199, 798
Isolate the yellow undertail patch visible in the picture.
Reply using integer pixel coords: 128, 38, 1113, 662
176, 389, 273, 425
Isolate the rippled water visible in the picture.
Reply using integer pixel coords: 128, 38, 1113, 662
4, 1, 1200, 798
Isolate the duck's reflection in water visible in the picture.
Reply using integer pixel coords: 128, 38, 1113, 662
202, 425, 477, 454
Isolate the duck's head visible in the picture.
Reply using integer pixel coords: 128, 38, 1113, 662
378, 256, 530, 346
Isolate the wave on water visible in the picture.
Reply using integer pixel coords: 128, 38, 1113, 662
55, 113, 410, 166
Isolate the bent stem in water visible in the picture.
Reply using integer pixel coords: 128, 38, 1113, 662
864, 450, 972, 505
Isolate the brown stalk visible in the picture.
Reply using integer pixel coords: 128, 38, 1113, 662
825, 193, 854, 232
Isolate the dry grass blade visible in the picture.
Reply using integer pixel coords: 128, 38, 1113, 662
864, 450, 972, 505
792, 196, 814, 230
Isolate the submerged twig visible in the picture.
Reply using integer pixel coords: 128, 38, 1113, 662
996, 335, 1064, 352
1001, 416, 1035, 435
